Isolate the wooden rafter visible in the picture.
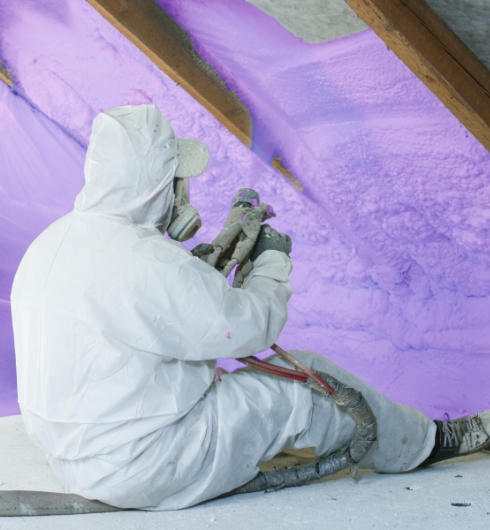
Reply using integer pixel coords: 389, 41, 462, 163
271, 157, 304, 191
344, 0, 490, 152
0, 61, 13, 88
87, 0, 252, 146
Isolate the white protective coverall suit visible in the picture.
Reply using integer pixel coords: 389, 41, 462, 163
11, 104, 436, 510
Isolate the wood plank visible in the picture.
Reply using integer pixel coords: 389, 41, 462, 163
343, 0, 490, 152
87, 0, 252, 146
0, 61, 13, 88
271, 157, 304, 191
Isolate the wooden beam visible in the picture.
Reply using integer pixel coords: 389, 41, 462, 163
0, 61, 13, 88
271, 157, 304, 191
87, 0, 252, 146
343, 0, 490, 152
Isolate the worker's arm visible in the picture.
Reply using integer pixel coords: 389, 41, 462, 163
133, 240, 292, 361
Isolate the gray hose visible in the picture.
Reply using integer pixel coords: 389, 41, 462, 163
227, 371, 377, 495
0, 491, 122, 516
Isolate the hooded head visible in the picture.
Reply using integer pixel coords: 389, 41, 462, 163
74, 104, 209, 231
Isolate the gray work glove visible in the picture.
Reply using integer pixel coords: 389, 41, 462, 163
251, 224, 292, 261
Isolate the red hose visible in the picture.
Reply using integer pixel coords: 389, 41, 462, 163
241, 356, 308, 382
271, 344, 336, 394
238, 346, 336, 395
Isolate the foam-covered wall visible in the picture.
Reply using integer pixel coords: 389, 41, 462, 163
1, 0, 490, 419
0, 85, 85, 416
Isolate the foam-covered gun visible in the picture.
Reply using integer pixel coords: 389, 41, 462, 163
191, 188, 288, 287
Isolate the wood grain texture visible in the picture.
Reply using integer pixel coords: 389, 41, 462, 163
87, 0, 252, 146
344, 0, 490, 151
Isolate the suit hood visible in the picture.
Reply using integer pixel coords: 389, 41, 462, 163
75, 104, 178, 229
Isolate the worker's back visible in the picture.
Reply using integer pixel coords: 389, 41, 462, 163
11, 210, 215, 460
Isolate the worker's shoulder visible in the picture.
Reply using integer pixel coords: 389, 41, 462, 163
11, 213, 75, 297
18, 213, 74, 266
132, 230, 193, 266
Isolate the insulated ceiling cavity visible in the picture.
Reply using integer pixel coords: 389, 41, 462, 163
1, 0, 490, 421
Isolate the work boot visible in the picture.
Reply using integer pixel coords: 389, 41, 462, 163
423, 411, 490, 466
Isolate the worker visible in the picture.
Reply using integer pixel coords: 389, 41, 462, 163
11, 104, 490, 511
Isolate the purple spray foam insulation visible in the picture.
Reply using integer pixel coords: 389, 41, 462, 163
0, 83, 86, 415
0, 0, 490, 418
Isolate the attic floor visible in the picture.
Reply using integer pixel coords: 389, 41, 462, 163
1, 414, 490, 530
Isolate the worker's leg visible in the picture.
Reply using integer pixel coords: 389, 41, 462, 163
147, 350, 435, 509
267, 351, 436, 473
67, 350, 435, 510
